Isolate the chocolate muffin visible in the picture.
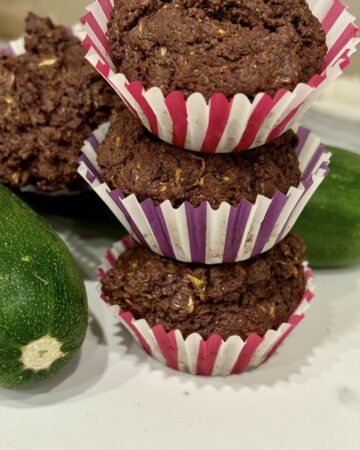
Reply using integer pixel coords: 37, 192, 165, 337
97, 106, 301, 208
108, 0, 327, 99
0, 13, 116, 193
102, 234, 307, 340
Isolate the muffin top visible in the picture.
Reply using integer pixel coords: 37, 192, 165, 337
97, 106, 301, 208
102, 234, 307, 340
108, 0, 327, 99
0, 13, 116, 193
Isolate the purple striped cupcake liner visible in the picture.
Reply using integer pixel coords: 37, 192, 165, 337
0, 25, 91, 197
80, 0, 358, 152
97, 237, 315, 376
78, 124, 331, 264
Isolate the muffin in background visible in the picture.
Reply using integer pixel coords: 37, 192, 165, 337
0, 13, 116, 193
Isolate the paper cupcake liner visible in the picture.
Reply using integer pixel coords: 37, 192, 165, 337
97, 237, 315, 376
80, 0, 358, 153
0, 25, 93, 197
78, 124, 331, 264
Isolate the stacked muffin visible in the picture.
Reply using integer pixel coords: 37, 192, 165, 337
88, 104, 322, 375
79, 0, 358, 374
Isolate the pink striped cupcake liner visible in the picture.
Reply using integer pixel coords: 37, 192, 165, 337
78, 124, 331, 264
97, 237, 315, 376
80, 0, 358, 153
0, 25, 91, 197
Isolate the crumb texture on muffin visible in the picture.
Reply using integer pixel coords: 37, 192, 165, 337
97, 106, 301, 208
108, 0, 327, 99
0, 13, 116, 192
101, 234, 307, 340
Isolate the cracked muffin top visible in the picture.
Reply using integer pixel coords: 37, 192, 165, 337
108, 0, 327, 99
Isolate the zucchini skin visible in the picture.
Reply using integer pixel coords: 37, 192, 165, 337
294, 147, 360, 268
0, 186, 88, 388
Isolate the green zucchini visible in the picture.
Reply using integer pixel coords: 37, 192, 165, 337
0, 185, 88, 388
294, 146, 360, 268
